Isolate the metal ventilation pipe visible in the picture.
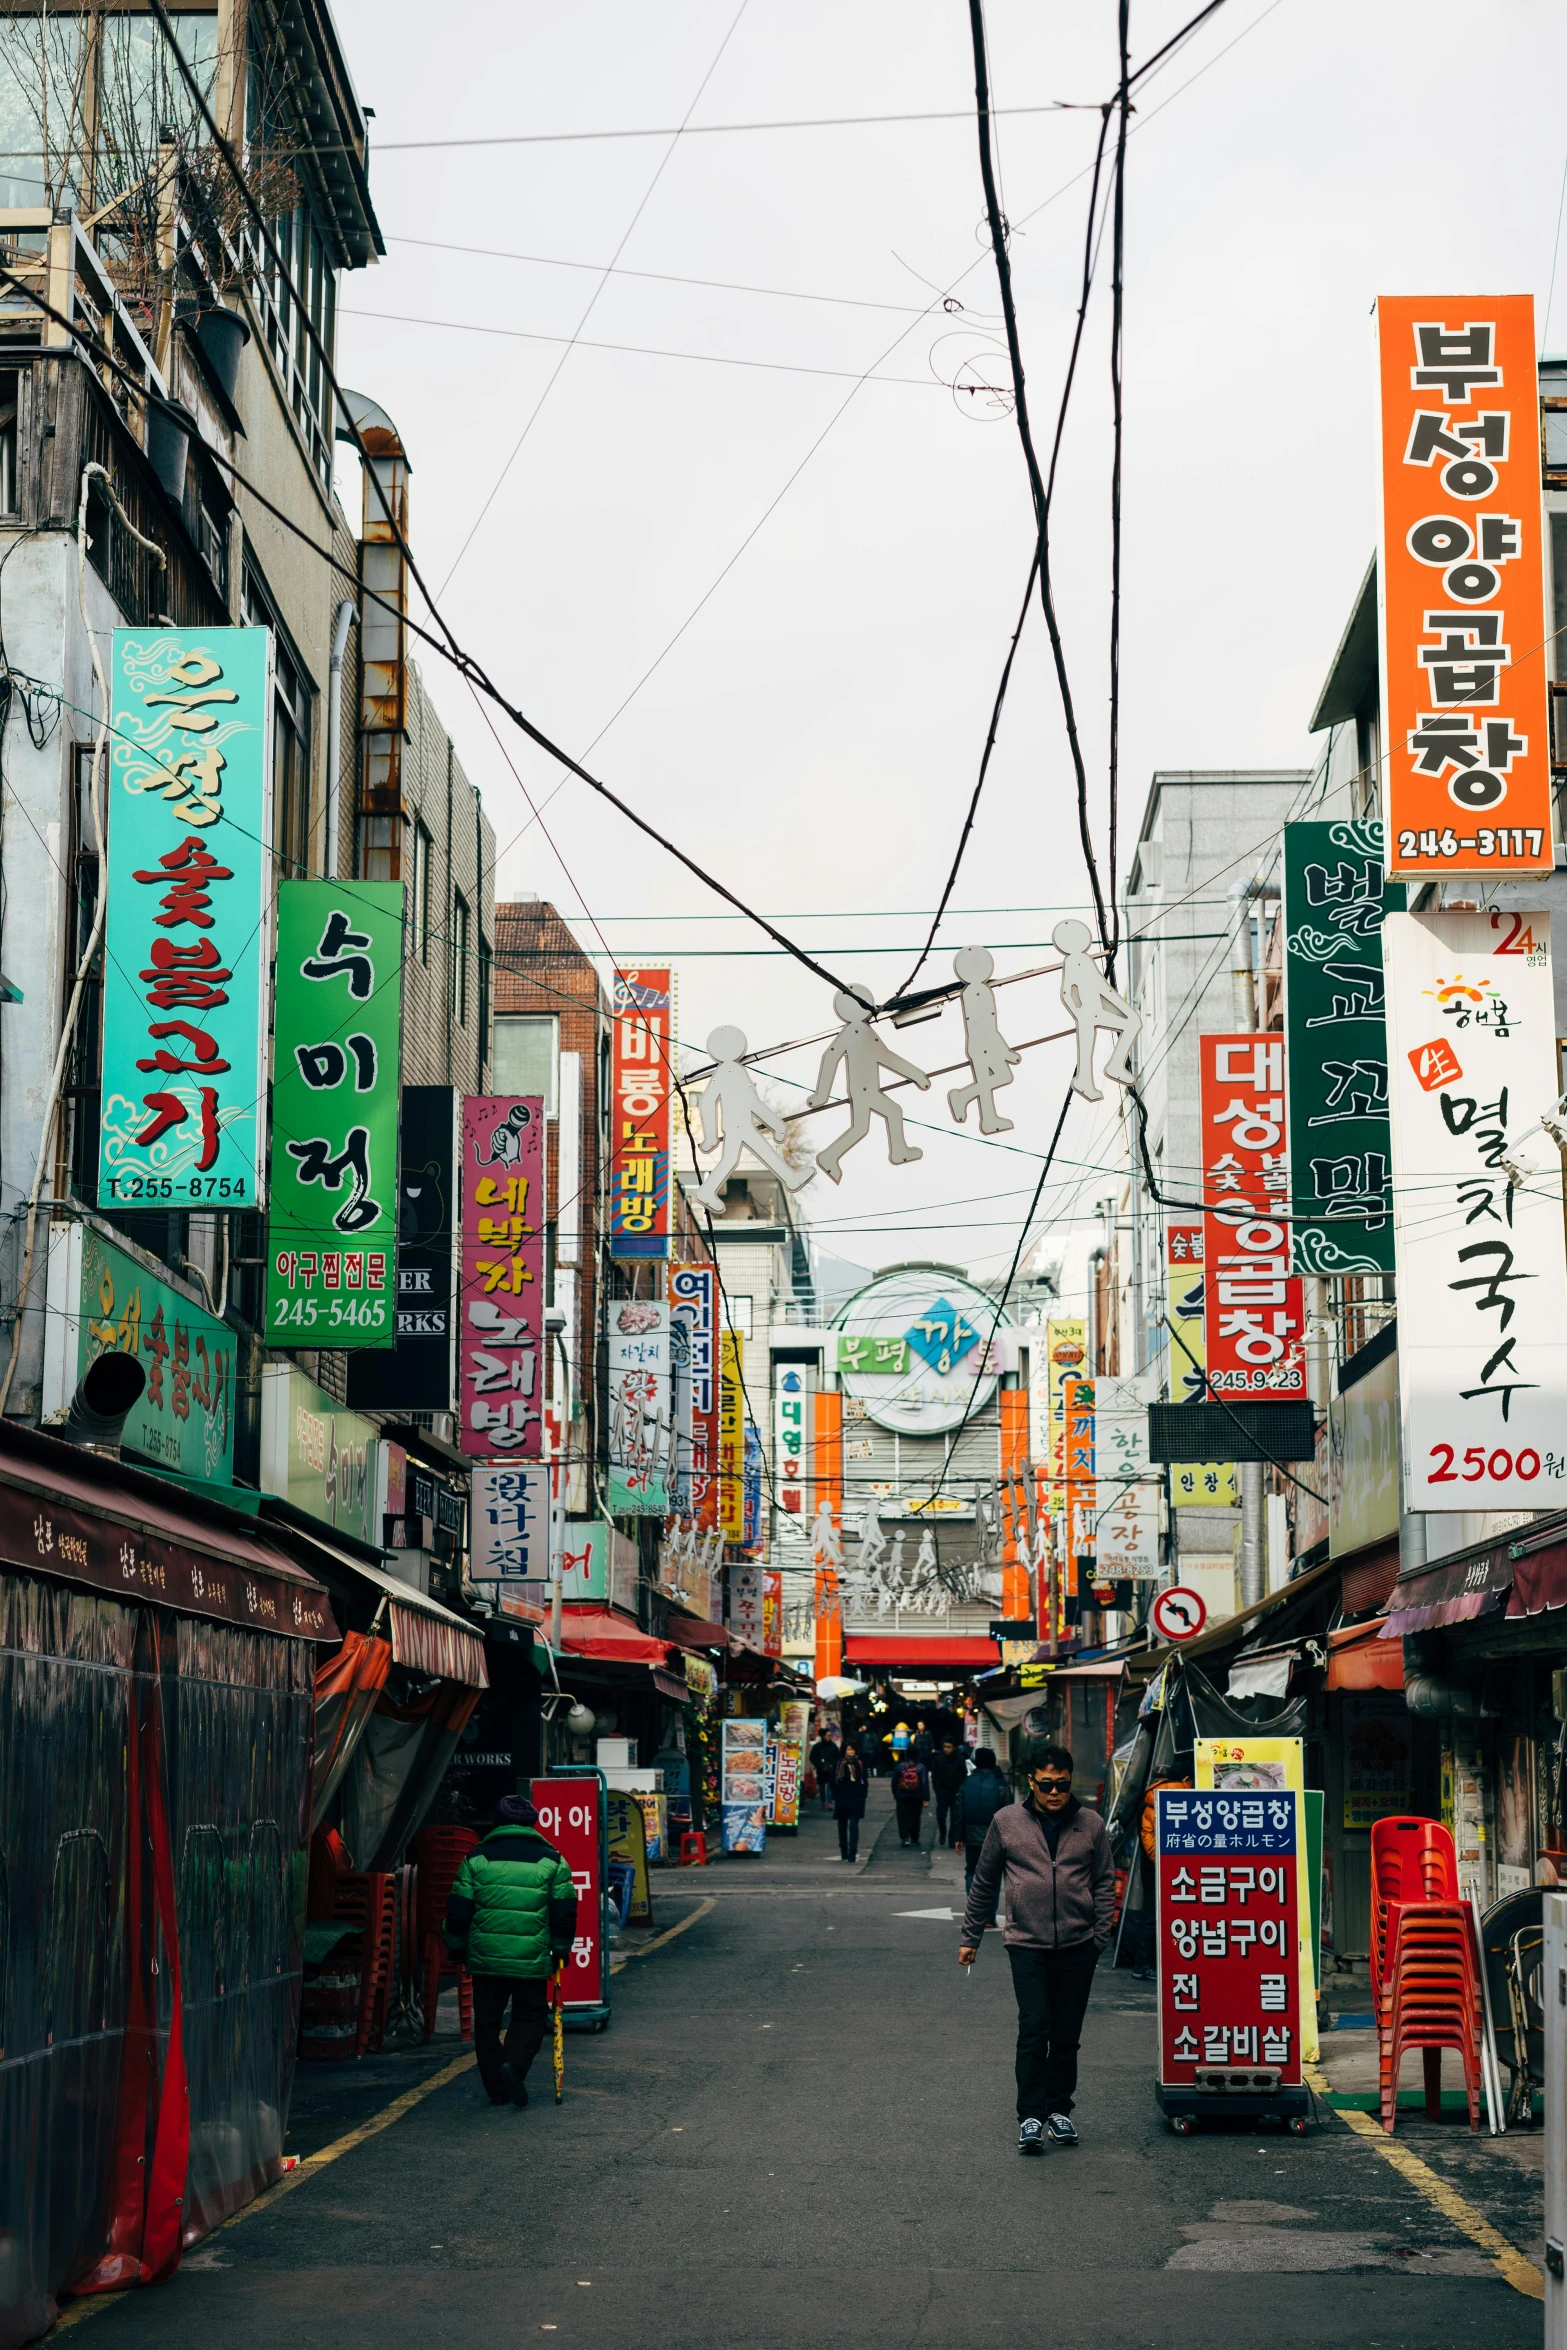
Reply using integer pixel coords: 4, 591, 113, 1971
60, 1350, 148, 1454
325, 596, 356, 881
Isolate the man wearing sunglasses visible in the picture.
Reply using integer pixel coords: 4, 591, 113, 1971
958, 1741, 1115, 2154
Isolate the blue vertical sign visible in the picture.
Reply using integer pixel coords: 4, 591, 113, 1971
102, 629, 272, 1208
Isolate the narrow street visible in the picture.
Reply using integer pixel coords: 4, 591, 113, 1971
65, 1791, 1544, 2350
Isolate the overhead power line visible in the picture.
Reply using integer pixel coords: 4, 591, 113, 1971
375, 101, 1084, 153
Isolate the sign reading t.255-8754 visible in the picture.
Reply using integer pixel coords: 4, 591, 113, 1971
103, 628, 272, 1208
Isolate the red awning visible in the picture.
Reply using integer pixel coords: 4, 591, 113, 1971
665, 1610, 728, 1652
1506, 1529, 1567, 1618
1381, 1535, 1511, 1636
559, 1606, 672, 1665
845, 1635, 1002, 1673
1326, 1620, 1404, 1691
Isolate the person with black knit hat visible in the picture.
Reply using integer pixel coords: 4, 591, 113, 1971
444, 1794, 579, 2107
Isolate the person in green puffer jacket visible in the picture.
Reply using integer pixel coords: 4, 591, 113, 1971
444, 1794, 579, 2108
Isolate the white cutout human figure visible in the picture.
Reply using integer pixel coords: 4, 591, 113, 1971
888, 1528, 907, 1591
688, 1026, 813, 1209
808, 986, 931, 1182
915, 1524, 938, 1580
857, 1498, 889, 1575
810, 1495, 843, 1572
946, 947, 1023, 1133
1053, 917, 1142, 1102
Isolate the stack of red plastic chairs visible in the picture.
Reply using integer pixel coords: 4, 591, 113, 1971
1370, 1815, 1480, 2133
332, 1869, 397, 2055
415, 1824, 478, 2044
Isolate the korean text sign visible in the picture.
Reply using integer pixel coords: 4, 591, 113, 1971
1199, 1037, 1306, 1398
1165, 1224, 1236, 1507
103, 628, 271, 1209
609, 967, 675, 1259
1376, 294, 1552, 881
1383, 908, 1567, 1508
530, 1777, 603, 2009
671, 1264, 718, 1529
1062, 1375, 1095, 1574
608, 1298, 670, 1513
458, 1096, 544, 1460
719, 1328, 744, 1538
1156, 1788, 1301, 2088
775, 1365, 807, 1513
80, 1225, 233, 1480
1282, 821, 1405, 1275
471, 1463, 548, 1580
267, 883, 401, 1343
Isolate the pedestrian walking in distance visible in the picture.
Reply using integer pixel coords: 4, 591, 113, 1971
892, 1748, 930, 1847
958, 1743, 1115, 2155
444, 1794, 579, 2108
811, 1728, 841, 1813
956, 1747, 1011, 1900
930, 1737, 970, 1848
833, 1739, 869, 1862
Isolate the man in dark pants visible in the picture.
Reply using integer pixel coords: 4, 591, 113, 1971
958, 1742, 1116, 2154
444, 1794, 579, 2107
929, 1737, 969, 1847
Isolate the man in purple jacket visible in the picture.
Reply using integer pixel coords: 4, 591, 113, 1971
958, 1742, 1116, 2154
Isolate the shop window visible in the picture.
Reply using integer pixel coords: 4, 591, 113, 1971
493, 1014, 557, 1112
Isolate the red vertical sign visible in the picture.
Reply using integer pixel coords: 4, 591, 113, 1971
1198, 1035, 1306, 1399
609, 968, 674, 1259
1156, 1786, 1301, 2087
530, 1776, 604, 2010
458, 1096, 545, 1459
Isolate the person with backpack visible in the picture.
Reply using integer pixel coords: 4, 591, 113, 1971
810, 1728, 841, 1812
833, 1737, 870, 1862
443, 1794, 579, 2107
957, 1747, 1012, 1896
892, 1749, 930, 1846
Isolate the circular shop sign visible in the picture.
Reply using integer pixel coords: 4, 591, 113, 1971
1151, 1585, 1208, 1644
833, 1266, 1005, 1437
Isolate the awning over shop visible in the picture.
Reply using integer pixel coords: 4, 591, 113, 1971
845, 1635, 1002, 1672
1327, 1621, 1404, 1690
1380, 1534, 1512, 1637
279, 1533, 488, 1687
665, 1610, 728, 1652
0, 1420, 335, 1639
1504, 1521, 1567, 1618
559, 1605, 672, 1665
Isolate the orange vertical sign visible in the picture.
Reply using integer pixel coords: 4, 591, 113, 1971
1377, 294, 1552, 880
812, 1390, 843, 1682
999, 1387, 1031, 1624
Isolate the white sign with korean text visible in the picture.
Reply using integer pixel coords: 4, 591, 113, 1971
1095, 1484, 1161, 1576
1383, 909, 1567, 1509
472, 1464, 550, 1580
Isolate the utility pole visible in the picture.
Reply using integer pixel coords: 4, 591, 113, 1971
1229, 878, 1266, 1612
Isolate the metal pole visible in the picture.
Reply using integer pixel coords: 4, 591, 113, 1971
1229, 878, 1265, 1611
1546, 1892, 1566, 2336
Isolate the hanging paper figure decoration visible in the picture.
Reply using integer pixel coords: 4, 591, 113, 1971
946, 946, 1023, 1133
688, 1026, 813, 1210
857, 1496, 890, 1575
810, 1493, 843, 1571
808, 986, 931, 1182
1053, 918, 1142, 1102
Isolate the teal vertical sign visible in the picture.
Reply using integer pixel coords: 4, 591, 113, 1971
102, 628, 272, 1208
267, 881, 402, 1345
1282, 819, 1405, 1276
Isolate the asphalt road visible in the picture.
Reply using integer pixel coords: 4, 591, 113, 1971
57, 1787, 1545, 2350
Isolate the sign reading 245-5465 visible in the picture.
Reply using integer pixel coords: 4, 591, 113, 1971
103, 628, 272, 1208
267, 882, 402, 1345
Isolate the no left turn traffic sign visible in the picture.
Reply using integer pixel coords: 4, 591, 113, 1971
1151, 1585, 1207, 1644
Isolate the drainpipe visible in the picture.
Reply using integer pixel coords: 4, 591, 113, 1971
325, 597, 356, 882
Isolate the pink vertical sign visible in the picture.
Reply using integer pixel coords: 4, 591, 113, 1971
459, 1096, 545, 1460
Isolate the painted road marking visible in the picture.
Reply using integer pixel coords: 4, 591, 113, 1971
610, 1895, 715, 1971
895, 1905, 959, 1920
1303, 2060, 1542, 2299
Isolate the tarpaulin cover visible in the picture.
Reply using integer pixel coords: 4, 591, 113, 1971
337, 1682, 484, 1871
558, 1605, 672, 1664
1326, 1621, 1405, 1689
311, 1632, 393, 1830
0, 1568, 312, 2347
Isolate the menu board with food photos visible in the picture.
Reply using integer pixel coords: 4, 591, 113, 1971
721, 1716, 768, 1854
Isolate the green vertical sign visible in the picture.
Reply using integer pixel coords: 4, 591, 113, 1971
1281, 820, 1404, 1276
267, 881, 402, 1344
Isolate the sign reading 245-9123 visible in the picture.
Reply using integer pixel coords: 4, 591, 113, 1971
267, 883, 402, 1345
103, 629, 272, 1207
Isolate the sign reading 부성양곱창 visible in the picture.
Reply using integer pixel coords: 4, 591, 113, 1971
458, 1096, 545, 1460
1382, 907, 1567, 1510
1375, 294, 1553, 884
103, 628, 272, 1212
1156, 1787, 1302, 2090
1282, 820, 1405, 1276
267, 882, 402, 1346
1199, 1036, 1307, 1400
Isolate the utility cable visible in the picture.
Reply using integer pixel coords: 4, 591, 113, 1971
1105, 0, 1131, 982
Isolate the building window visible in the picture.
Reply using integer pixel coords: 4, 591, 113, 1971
478, 935, 492, 1070
493, 1014, 558, 1112
412, 820, 432, 962
452, 893, 470, 1024
0, 371, 16, 514
246, 567, 313, 875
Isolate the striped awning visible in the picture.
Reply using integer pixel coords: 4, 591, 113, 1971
388, 1597, 488, 1687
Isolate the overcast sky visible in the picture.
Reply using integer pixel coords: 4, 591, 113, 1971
331, 0, 1566, 1318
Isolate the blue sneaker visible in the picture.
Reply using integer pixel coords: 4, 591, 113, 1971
1046, 2112, 1080, 2146
1018, 2117, 1045, 2155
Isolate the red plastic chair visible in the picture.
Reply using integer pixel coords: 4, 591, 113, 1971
414, 1825, 479, 2044
1377, 1893, 1481, 2133
1370, 1818, 1458, 1996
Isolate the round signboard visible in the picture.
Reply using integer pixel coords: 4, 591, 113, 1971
1151, 1585, 1208, 1644
833, 1266, 1005, 1436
